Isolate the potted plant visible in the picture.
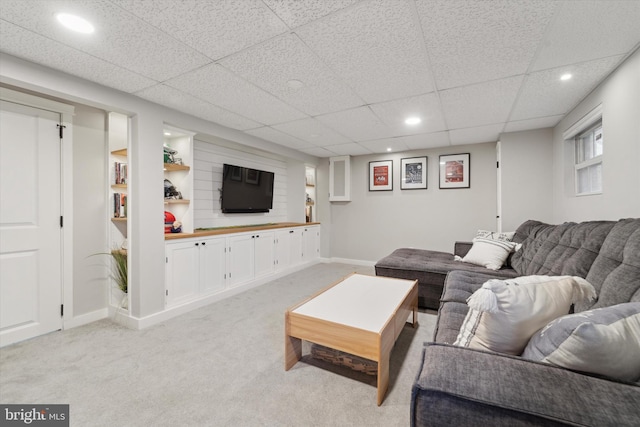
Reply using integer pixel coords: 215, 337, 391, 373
92, 249, 128, 309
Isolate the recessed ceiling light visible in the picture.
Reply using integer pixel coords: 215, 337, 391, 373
164, 131, 172, 136
56, 13, 94, 34
560, 73, 572, 81
386, 147, 392, 152
405, 117, 421, 125
287, 79, 304, 89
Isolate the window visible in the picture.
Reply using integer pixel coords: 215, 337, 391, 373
563, 104, 603, 197
574, 121, 603, 195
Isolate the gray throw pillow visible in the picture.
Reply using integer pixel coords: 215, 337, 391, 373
522, 302, 640, 382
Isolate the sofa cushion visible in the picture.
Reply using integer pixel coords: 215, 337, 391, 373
522, 302, 640, 382
583, 218, 640, 311
510, 220, 616, 278
453, 276, 596, 355
412, 343, 640, 427
455, 237, 516, 270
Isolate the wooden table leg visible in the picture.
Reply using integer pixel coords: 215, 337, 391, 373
377, 351, 390, 406
412, 296, 418, 327
284, 312, 302, 370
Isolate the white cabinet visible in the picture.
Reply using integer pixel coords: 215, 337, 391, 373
227, 234, 254, 287
329, 156, 351, 202
165, 240, 199, 307
165, 236, 226, 306
254, 231, 275, 279
199, 237, 226, 295
302, 226, 320, 262
274, 229, 291, 272
288, 228, 303, 266
165, 225, 320, 312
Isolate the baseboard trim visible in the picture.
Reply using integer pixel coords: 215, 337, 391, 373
330, 257, 376, 267
117, 259, 324, 330
64, 308, 108, 329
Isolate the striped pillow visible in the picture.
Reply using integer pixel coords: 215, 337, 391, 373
456, 237, 516, 270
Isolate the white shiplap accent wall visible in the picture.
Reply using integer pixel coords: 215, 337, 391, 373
194, 139, 288, 228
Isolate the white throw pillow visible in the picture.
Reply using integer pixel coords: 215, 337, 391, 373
453, 275, 596, 355
455, 237, 516, 270
522, 302, 640, 382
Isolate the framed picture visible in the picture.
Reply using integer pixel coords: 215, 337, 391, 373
369, 160, 393, 191
401, 157, 428, 190
439, 153, 470, 189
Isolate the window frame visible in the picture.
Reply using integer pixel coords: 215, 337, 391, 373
562, 104, 603, 197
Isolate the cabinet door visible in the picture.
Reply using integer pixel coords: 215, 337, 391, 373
199, 237, 226, 294
165, 240, 199, 307
253, 231, 274, 279
228, 234, 254, 287
303, 226, 320, 261
288, 228, 303, 266
329, 156, 351, 201
274, 229, 291, 272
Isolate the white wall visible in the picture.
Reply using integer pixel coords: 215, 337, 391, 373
72, 105, 109, 316
552, 49, 640, 222
500, 128, 554, 231
319, 142, 498, 263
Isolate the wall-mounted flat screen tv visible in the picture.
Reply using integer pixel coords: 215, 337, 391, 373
221, 164, 275, 213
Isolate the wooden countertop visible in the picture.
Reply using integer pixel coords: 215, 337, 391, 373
165, 222, 320, 240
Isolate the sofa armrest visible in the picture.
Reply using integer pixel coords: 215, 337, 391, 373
453, 241, 473, 257
411, 343, 640, 427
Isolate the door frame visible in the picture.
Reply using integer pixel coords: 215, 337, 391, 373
0, 87, 75, 330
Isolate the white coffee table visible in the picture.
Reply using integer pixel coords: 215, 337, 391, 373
284, 273, 418, 405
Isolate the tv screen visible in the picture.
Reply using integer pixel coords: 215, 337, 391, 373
221, 164, 274, 213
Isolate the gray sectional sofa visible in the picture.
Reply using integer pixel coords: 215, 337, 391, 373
380, 219, 640, 426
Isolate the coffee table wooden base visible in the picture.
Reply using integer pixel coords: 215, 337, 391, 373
284, 276, 418, 406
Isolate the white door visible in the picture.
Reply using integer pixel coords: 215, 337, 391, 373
165, 240, 199, 307
227, 234, 254, 287
253, 231, 274, 279
0, 100, 62, 347
199, 237, 226, 295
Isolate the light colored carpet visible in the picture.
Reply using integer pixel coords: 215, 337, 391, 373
0, 263, 437, 426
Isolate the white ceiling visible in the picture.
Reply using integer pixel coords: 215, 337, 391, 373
1, 0, 639, 157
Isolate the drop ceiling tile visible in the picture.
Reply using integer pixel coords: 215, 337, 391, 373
0, 0, 211, 82
135, 85, 261, 130
322, 143, 372, 156
300, 146, 338, 157
220, 33, 364, 116
113, 0, 289, 60
449, 124, 504, 146
532, 1, 640, 71
369, 93, 447, 135
504, 115, 564, 133
0, 20, 156, 93
263, 0, 360, 28
359, 138, 411, 154
400, 132, 451, 150
296, 0, 434, 103
315, 106, 396, 141
271, 117, 351, 146
417, 0, 558, 90
440, 76, 523, 129
511, 56, 625, 121
245, 127, 314, 151
166, 64, 307, 125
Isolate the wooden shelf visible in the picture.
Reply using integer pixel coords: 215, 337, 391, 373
306, 184, 315, 187
164, 199, 190, 205
111, 184, 127, 189
164, 163, 190, 172
111, 217, 127, 223
306, 202, 315, 206
111, 148, 128, 156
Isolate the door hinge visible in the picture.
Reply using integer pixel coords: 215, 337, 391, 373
496, 161, 500, 168
57, 124, 66, 139
60, 304, 64, 316
166, 257, 168, 263
60, 216, 63, 228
